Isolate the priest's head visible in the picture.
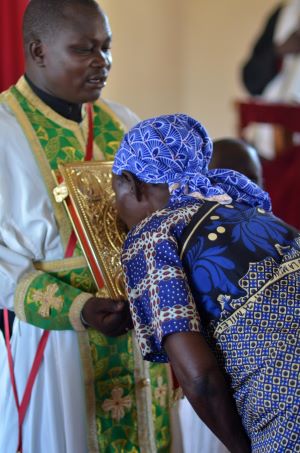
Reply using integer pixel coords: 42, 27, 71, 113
23, 0, 112, 104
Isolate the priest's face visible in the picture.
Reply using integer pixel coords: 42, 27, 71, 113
31, 4, 112, 104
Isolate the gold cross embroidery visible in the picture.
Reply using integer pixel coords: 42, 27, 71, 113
30, 283, 63, 317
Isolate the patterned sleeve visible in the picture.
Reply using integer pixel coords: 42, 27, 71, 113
122, 212, 201, 363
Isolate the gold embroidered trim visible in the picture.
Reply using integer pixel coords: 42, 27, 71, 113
132, 332, 157, 453
3, 85, 72, 250
34, 256, 87, 273
69, 293, 92, 331
214, 257, 300, 337
77, 331, 99, 453
15, 77, 104, 164
14, 270, 43, 321
179, 203, 219, 260
92, 143, 105, 161
16, 77, 88, 132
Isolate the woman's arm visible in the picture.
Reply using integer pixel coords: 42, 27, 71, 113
164, 331, 251, 453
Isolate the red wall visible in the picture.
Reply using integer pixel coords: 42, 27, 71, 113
0, 0, 28, 91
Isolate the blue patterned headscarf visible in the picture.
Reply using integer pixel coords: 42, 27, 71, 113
112, 114, 272, 211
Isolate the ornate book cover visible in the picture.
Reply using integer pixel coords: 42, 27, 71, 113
53, 161, 127, 300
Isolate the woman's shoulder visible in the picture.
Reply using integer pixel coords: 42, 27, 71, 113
125, 198, 202, 247
139, 198, 201, 233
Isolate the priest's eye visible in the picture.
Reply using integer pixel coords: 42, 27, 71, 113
73, 47, 93, 54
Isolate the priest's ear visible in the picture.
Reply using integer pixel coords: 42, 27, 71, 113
29, 39, 46, 67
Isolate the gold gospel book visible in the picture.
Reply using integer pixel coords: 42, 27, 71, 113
53, 161, 127, 300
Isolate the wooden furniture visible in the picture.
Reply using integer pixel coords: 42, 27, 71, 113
235, 99, 300, 156
235, 99, 300, 230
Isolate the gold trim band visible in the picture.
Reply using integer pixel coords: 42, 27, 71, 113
69, 293, 92, 331
34, 256, 87, 273
132, 332, 157, 453
3, 84, 72, 249
14, 270, 43, 321
78, 331, 99, 453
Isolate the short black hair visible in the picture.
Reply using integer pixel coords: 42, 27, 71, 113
23, 0, 101, 48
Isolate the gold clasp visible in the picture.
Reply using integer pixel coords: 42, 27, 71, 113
53, 183, 69, 203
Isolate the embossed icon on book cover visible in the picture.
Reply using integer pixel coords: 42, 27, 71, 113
53, 161, 127, 300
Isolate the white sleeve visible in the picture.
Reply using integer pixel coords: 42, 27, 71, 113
102, 99, 141, 131
0, 103, 63, 310
0, 244, 33, 310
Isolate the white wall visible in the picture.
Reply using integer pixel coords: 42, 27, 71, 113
100, 0, 279, 138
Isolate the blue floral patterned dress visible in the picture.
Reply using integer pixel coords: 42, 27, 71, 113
122, 197, 300, 452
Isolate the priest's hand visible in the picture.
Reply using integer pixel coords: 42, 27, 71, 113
81, 297, 133, 336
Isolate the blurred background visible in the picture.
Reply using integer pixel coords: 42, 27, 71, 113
0, 0, 279, 138
99, 0, 279, 138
